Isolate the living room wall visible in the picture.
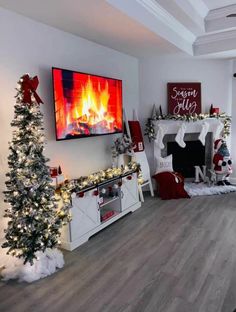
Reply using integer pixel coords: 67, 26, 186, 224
0, 7, 139, 239
139, 54, 233, 175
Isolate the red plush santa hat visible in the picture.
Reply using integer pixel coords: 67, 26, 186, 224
214, 139, 223, 151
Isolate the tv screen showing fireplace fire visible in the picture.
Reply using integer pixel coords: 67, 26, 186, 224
52, 67, 123, 140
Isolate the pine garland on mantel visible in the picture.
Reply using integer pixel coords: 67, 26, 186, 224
144, 113, 231, 142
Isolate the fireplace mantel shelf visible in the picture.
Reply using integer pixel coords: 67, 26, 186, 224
153, 118, 222, 135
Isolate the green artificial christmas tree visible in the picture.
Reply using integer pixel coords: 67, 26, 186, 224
2, 74, 69, 265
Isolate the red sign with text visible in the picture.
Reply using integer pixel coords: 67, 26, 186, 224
167, 83, 201, 115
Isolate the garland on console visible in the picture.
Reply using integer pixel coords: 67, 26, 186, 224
58, 161, 141, 208
144, 113, 231, 142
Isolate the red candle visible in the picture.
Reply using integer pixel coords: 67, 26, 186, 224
212, 108, 219, 114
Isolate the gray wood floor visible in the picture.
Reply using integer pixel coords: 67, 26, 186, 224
1, 193, 236, 312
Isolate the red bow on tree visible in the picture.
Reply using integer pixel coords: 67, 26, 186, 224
21, 74, 44, 105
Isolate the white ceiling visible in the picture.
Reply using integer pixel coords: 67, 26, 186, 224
203, 0, 236, 10
0, 0, 179, 58
0, 0, 236, 59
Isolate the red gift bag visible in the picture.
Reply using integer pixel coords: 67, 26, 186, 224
152, 172, 189, 200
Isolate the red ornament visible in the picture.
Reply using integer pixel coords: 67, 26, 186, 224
21, 74, 44, 105
50, 167, 58, 177
127, 176, 132, 180
118, 181, 122, 187
93, 190, 99, 196
77, 192, 84, 198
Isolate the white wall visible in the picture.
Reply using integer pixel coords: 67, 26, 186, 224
139, 54, 233, 173
0, 8, 139, 239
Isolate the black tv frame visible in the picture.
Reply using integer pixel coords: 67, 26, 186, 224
52, 67, 123, 141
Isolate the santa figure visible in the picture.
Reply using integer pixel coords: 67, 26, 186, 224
213, 139, 232, 185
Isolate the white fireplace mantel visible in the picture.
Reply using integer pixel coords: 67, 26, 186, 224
153, 118, 224, 159
153, 118, 223, 135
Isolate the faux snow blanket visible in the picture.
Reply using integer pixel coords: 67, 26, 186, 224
184, 182, 236, 197
0, 247, 64, 283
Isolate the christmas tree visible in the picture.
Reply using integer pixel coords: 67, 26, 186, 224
2, 74, 69, 265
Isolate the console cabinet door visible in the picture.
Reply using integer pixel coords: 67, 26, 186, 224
70, 190, 100, 242
121, 173, 139, 211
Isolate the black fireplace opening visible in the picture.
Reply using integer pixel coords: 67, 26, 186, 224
167, 141, 205, 178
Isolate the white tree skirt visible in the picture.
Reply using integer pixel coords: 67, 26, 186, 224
184, 182, 236, 197
0, 247, 64, 283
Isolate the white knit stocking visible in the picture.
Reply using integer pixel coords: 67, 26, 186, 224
175, 124, 186, 148
155, 125, 165, 149
214, 121, 224, 140
198, 121, 209, 145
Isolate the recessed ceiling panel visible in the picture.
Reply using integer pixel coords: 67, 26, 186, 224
203, 0, 236, 10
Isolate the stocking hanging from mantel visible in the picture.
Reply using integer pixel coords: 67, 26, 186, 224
198, 121, 209, 146
154, 124, 167, 150
175, 123, 187, 148
154, 119, 224, 150
213, 121, 224, 140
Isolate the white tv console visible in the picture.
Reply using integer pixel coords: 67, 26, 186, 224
60, 171, 141, 251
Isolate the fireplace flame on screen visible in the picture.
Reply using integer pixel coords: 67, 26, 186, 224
66, 78, 116, 136
77, 78, 113, 126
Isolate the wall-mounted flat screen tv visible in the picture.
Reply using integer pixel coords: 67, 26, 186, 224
52, 67, 123, 140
